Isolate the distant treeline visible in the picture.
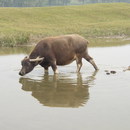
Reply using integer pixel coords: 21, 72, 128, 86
0, 0, 130, 7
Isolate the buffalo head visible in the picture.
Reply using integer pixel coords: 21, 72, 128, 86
19, 56, 44, 76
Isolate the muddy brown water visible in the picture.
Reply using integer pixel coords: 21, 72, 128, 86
0, 44, 130, 130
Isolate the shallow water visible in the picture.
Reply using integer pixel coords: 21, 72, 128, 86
0, 44, 130, 130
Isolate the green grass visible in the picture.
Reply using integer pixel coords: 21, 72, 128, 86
0, 3, 130, 46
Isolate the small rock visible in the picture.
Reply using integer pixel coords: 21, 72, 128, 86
110, 71, 116, 74
106, 72, 110, 75
105, 70, 109, 72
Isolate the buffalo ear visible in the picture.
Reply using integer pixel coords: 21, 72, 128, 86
29, 56, 44, 62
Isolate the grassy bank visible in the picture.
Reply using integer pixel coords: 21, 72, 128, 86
0, 3, 130, 46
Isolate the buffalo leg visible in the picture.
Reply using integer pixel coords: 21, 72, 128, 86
50, 60, 59, 74
83, 53, 98, 70
44, 67, 49, 73
76, 56, 82, 72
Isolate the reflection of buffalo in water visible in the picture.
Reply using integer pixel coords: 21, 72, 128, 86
19, 72, 97, 108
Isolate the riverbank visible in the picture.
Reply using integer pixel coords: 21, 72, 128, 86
0, 3, 130, 47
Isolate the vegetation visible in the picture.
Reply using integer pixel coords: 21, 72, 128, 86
0, 3, 130, 46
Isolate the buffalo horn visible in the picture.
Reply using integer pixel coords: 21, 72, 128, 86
29, 56, 44, 62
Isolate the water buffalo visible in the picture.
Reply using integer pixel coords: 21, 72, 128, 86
19, 34, 98, 76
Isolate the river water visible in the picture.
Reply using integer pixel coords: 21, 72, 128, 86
0, 43, 130, 130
